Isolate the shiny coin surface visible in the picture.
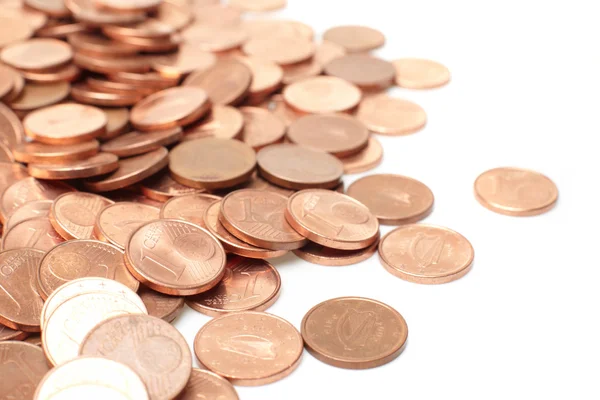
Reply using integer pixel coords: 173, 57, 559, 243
178, 369, 239, 400
66, 0, 147, 25
101, 107, 130, 140
0, 16, 34, 48
73, 52, 150, 75
0, 341, 50, 398
194, 311, 303, 386
67, 32, 139, 58
379, 224, 475, 284
242, 36, 315, 66
49, 192, 113, 240
138, 286, 184, 323
71, 83, 144, 107
474, 167, 558, 216
347, 174, 434, 225
0, 66, 14, 100
183, 105, 244, 141
152, 44, 216, 79
283, 76, 362, 114
95, 202, 160, 250
301, 297, 407, 369
184, 59, 252, 106
4, 200, 52, 231
28, 153, 119, 180
12, 140, 99, 164
356, 94, 427, 136
0, 38, 73, 71
286, 189, 380, 250
140, 169, 202, 202
0, 177, 73, 222
293, 238, 379, 266
258, 94, 301, 126
0, 103, 25, 148
341, 136, 383, 174
323, 25, 385, 53
2, 217, 65, 252
80, 314, 192, 400
187, 257, 281, 316
392, 58, 451, 89
240, 107, 286, 150
101, 128, 182, 157
17, 63, 81, 83
25, 0, 71, 17
160, 193, 220, 227
324, 54, 396, 90
96, 0, 160, 12
9, 82, 70, 112
237, 56, 283, 100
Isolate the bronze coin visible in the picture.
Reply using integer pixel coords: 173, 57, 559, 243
35, 21, 92, 39
0, 65, 25, 103
0, 143, 13, 162
67, 32, 139, 58
96, 0, 161, 12
230, 0, 286, 11
102, 19, 174, 40
0, 324, 28, 341
236, 56, 284, 98
184, 59, 252, 106
37, 239, 140, 299
242, 36, 315, 66
3, 4, 47, 31
2, 216, 64, 252
285, 189, 380, 250
323, 25, 385, 53
0, 38, 73, 71
154, 0, 192, 31
243, 19, 313, 41
187, 256, 281, 317
301, 297, 407, 369
94, 202, 160, 250
12, 140, 99, 164
392, 58, 451, 89
0, 163, 29, 211
160, 193, 220, 227
281, 40, 346, 85
169, 138, 256, 190
293, 237, 379, 266
24, 0, 71, 17
100, 107, 130, 140
474, 167, 559, 216
177, 369, 239, 400
220, 172, 295, 198
141, 169, 202, 202
49, 192, 113, 240
256, 143, 343, 190
125, 219, 227, 295
65, 0, 147, 25
0, 248, 45, 332
341, 136, 383, 174
194, 311, 303, 386
379, 224, 475, 284
9, 82, 70, 112
189, 3, 241, 26
283, 76, 362, 114
356, 94, 427, 135
258, 94, 301, 126
219, 189, 307, 250
0, 16, 34, 48
28, 153, 119, 180
4, 199, 52, 231
73, 52, 150, 75
112, 33, 182, 53
0, 341, 49, 397
18, 63, 82, 83
101, 128, 182, 157
240, 107, 286, 150
108, 71, 179, 89
71, 83, 144, 107
24, 334, 42, 346
0, 65, 14, 100
152, 44, 216, 79
86, 76, 156, 96
347, 174, 434, 225
84, 147, 169, 192
182, 23, 248, 53
183, 105, 244, 141
324, 54, 396, 90
105, 191, 163, 208
138, 286, 184, 323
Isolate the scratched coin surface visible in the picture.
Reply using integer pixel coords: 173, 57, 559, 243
34, 357, 149, 400
160, 193, 221, 227
187, 257, 281, 317
474, 167, 558, 216
322, 25, 385, 53
37, 240, 139, 300
0, 248, 45, 332
285, 189, 380, 250
220, 189, 307, 250
177, 369, 239, 400
194, 311, 303, 386
80, 314, 192, 400
379, 224, 474, 284
0, 177, 73, 222
0, 341, 50, 398
3, 199, 52, 232
392, 58, 451, 89
293, 238, 379, 266
283, 76, 362, 114
347, 174, 434, 225
301, 297, 408, 369
95, 202, 160, 250
2, 217, 65, 253
49, 192, 113, 240
125, 219, 227, 295
138, 286, 184, 323
356, 94, 427, 136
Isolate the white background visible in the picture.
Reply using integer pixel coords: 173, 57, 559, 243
176, 1, 598, 399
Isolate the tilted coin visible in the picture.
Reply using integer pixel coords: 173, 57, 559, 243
67, 32, 139, 58
2, 217, 65, 252
12, 140, 99, 164
0, 103, 25, 148
184, 59, 252, 106
94, 202, 160, 250
100, 107, 130, 140
49, 192, 114, 240
177, 369, 239, 400
240, 107, 286, 150
160, 193, 220, 227
25, 0, 71, 17
71, 83, 144, 107
0, 163, 29, 218
152, 44, 217, 79
9, 82, 70, 112
0, 324, 28, 341
0, 341, 50, 398
18, 63, 81, 83
392, 58, 451, 89
293, 237, 379, 266
356, 94, 427, 136
141, 169, 203, 202
183, 105, 244, 141
138, 286, 184, 323
236, 56, 283, 100
242, 36, 315, 66
324, 54, 396, 90
283, 76, 362, 114
101, 128, 183, 157
28, 153, 120, 180
65, 0, 147, 25
323, 25, 385, 53
0, 38, 73, 71
4, 200, 52, 231
340, 136, 383, 174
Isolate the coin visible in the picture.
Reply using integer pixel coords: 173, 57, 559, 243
34, 357, 149, 400
0, 341, 49, 398
281, 40, 345, 85
183, 105, 244, 141
101, 128, 182, 157
2, 217, 65, 252
160, 193, 220, 227
84, 147, 169, 192
474, 167, 559, 216
0, 163, 29, 207
356, 94, 427, 135
347, 174, 434, 225
94, 202, 160, 250
116, 32, 182, 53
392, 58, 451, 89
341, 136, 383, 174
138, 286, 184, 323
97, 0, 160, 12
243, 36, 315, 66
0, 248, 45, 332
4, 200, 52, 231
240, 107, 286, 150
243, 19, 314, 41
28, 153, 120, 180
324, 54, 396, 90
35, 21, 90, 39
151, 44, 216, 79
87, 76, 156, 96
25, 0, 71, 17
323, 25, 385, 53
301, 297, 407, 369
49, 192, 113, 240
177, 369, 239, 400
236, 56, 283, 100
0, 65, 24, 103
283, 76, 362, 114
0, 324, 28, 341
9, 82, 70, 112
230, 0, 286, 11
1, 38, 73, 71
182, 23, 248, 53
71, 83, 144, 107
286, 189, 380, 250
0, 66, 14, 101
0, 16, 34, 48
187, 256, 281, 316
65, 0, 147, 26
170, 138, 256, 190
224, 172, 296, 198
141, 170, 202, 202
67, 32, 139, 58
258, 94, 300, 126
257, 143, 343, 190
293, 237, 379, 266
102, 19, 174, 40
3, 3, 47, 31
0, 144, 13, 162
100, 107, 130, 140
155, 0, 192, 31
184, 59, 252, 106
109, 71, 178, 89
189, 3, 241, 26
12, 140, 99, 164
73, 52, 150, 74
194, 311, 303, 386
125, 219, 227, 295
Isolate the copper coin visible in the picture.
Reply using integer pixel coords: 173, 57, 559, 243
0, 144, 13, 162
24, 0, 71, 17
187, 256, 280, 316
4, 200, 52, 231
37, 240, 139, 299
178, 369, 239, 400
0, 324, 28, 341
100, 107, 130, 140
125, 219, 227, 295
79, 314, 191, 400
229, 0, 286, 11
293, 237, 379, 266
94, 202, 160, 250
9, 82, 70, 112
0, 248, 45, 332
141, 170, 202, 202
34, 357, 149, 400
323, 25, 385, 53
3, 4, 47, 31
109, 71, 179, 89
67, 32, 139, 58
86, 76, 156, 96
71, 83, 144, 107
102, 19, 174, 40
474, 167, 558, 216
0, 16, 33, 48
236, 56, 283, 99
160, 193, 220, 227
138, 286, 184, 323
96, 0, 160, 12
49, 192, 113, 240
105, 191, 163, 208
65, 0, 147, 25
2, 216, 64, 252
0, 341, 49, 397
258, 94, 301, 127
184, 59, 252, 106
189, 3, 241, 26
112, 33, 182, 53
283, 76, 362, 114
84, 147, 169, 192
169, 138, 256, 190
155, 0, 192, 31
392, 58, 451, 89
286, 189, 380, 250
219, 189, 307, 250
240, 107, 286, 151
281, 41, 345, 85
257, 143, 343, 190
379, 224, 474, 284
0, 65, 25, 103
35, 21, 92, 39
12, 140, 99, 164
152, 44, 216, 79
356, 94, 427, 135
302, 297, 407, 369
182, 23, 248, 53
204, 200, 287, 259
0, 66, 14, 100
325, 54, 396, 90
194, 311, 303, 386
242, 36, 315, 66
25, 334, 42, 346
243, 19, 313, 41
101, 128, 182, 157
226, 172, 296, 197
1, 39, 72, 71
183, 105, 244, 141
0, 163, 29, 209
43, 291, 147, 366
341, 136, 383, 174
347, 174, 434, 225
28, 153, 119, 180
73, 52, 150, 74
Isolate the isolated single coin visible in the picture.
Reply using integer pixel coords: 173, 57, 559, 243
28, 153, 119, 180
2, 217, 65, 252
0, 177, 73, 222
341, 136, 383, 174
49, 192, 113, 240
474, 167, 558, 216
12, 140, 99, 164
138, 286, 184, 323
392, 58, 451, 89
240, 107, 286, 150
0, 38, 73, 71
183, 106, 244, 141
356, 94, 426, 135
283, 76, 362, 114
0, 341, 49, 398
184, 59, 252, 106
301, 297, 407, 369
101, 128, 182, 157
94, 202, 160, 250
293, 238, 379, 266
323, 25, 385, 53
178, 369, 239, 400
160, 193, 220, 227
379, 224, 475, 284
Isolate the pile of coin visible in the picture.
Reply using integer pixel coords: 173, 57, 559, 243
0, 0, 559, 398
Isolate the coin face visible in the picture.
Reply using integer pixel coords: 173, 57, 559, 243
95, 202, 160, 250
9, 82, 70, 112
242, 36, 315, 66
178, 369, 239, 400
138, 286, 184, 323
4, 200, 52, 231
152, 44, 216, 79
2, 217, 65, 252
324, 54, 396, 90
101, 107, 130, 140
183, 59, 252, 106
283, 76, 362, 114
239, 107, 286, 150
160, 193, 220, 227
323, 25, 385, 53
80, 314, 192, 400
183, 105, 244, 141
34, 357, 149, 400
285, 189, 380, 250
125, 219, 227, 295
182, 23, 248, 53
356, 94, 427, 136
0, 177, 73, 221
194, 311, 303, 386
49, 192, 113, 240
474, 167, 558, 216
236, 56, 283, 97
293, 238, 379, 266
392, 58, 451, 89
0, 341, 50, 398
341, 136, 383, 174
379, 224, 474, 284
301, 297, 407, 369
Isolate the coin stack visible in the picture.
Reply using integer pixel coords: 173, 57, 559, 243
0, 0, 559, 399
